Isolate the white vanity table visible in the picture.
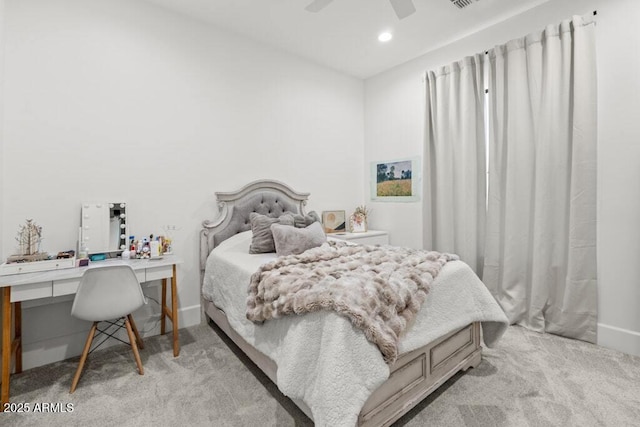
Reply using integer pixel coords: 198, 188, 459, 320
0, 255, 182, 406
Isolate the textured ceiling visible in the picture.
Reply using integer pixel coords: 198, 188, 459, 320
143, 0, 550, 78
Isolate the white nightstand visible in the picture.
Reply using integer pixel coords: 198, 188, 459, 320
328, 230, 389, 246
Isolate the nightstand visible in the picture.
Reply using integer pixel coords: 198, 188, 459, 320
328, 230, 389, 246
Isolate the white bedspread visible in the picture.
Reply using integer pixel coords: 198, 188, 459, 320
202, 231, 508, 427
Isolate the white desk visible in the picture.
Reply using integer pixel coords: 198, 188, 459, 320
0, 256, 181, 405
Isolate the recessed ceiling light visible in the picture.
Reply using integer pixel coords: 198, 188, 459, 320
378, 32, 393, 42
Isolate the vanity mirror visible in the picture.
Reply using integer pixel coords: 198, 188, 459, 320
81, 202, 128, 255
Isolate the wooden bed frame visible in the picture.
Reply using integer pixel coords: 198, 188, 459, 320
200, 179, 482, 426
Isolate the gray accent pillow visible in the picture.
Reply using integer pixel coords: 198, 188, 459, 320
271, 221, 327, 256
285, 210, 321, 228
249, 213, 295, 254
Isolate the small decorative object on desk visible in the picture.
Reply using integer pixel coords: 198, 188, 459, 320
161, 225, 175, 254
56, 250, 75, 259
0, 220, 76, 275
127, 234, 171, 259
349, 205, 369, 233
159, 235, 172, 255
8, 219, 47, 263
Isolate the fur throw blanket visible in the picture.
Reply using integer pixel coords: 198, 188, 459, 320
246, 242, 458, 363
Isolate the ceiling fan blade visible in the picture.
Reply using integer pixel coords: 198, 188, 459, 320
389, 0, 416, 19
305, 0, 335, 13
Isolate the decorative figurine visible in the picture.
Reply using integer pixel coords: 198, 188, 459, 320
7, 219, 48, 263
349, 205, 370, 233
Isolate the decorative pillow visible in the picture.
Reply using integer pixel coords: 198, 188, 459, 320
285, 210, 321, 228
249, 213, 295, 254
271, 221, 327, 256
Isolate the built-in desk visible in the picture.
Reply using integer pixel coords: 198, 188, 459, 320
0, 256, 182, 406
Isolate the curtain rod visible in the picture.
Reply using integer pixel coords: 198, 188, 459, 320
483, 11, 597, 55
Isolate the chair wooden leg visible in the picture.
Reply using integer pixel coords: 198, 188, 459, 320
124, 317, 144, 375
70, 322, 97, 393
127, 314, 144, 350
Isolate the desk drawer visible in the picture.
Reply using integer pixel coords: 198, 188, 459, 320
145, 265, 173, 282
53, 278, 81, 297
51, 272, 145, 296
11, 282, 53, 302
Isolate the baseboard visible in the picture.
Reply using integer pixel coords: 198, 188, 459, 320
21, 303, 201, 370
597, 323, 640, 357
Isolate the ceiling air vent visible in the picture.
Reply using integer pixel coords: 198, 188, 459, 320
450, 0, 477, 9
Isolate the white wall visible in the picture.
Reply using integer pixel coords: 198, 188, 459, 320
2, 0, 364, 368
364, 0, 640, 356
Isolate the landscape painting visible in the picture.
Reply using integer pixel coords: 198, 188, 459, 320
371, 158, 420, 202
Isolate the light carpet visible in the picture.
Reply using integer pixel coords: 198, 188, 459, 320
4, 322, 640, 426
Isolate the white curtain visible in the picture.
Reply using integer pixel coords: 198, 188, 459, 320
483, 16, 598, 342
424, 55, 486, 274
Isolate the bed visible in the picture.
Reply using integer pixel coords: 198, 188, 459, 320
200, 179, 508, 426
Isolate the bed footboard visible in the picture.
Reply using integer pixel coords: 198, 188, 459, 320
359, 322, 481, 426
205, 299, 481, 426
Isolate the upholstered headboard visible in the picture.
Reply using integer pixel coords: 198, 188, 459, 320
199, 179, 310, 270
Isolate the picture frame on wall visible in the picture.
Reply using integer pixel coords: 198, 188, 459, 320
322, 210, 346, 234
371, 157, 421, 202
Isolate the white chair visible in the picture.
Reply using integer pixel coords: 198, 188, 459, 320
70, 264, 147, 393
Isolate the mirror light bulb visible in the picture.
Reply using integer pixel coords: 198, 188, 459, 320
378, 32, 392, 42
